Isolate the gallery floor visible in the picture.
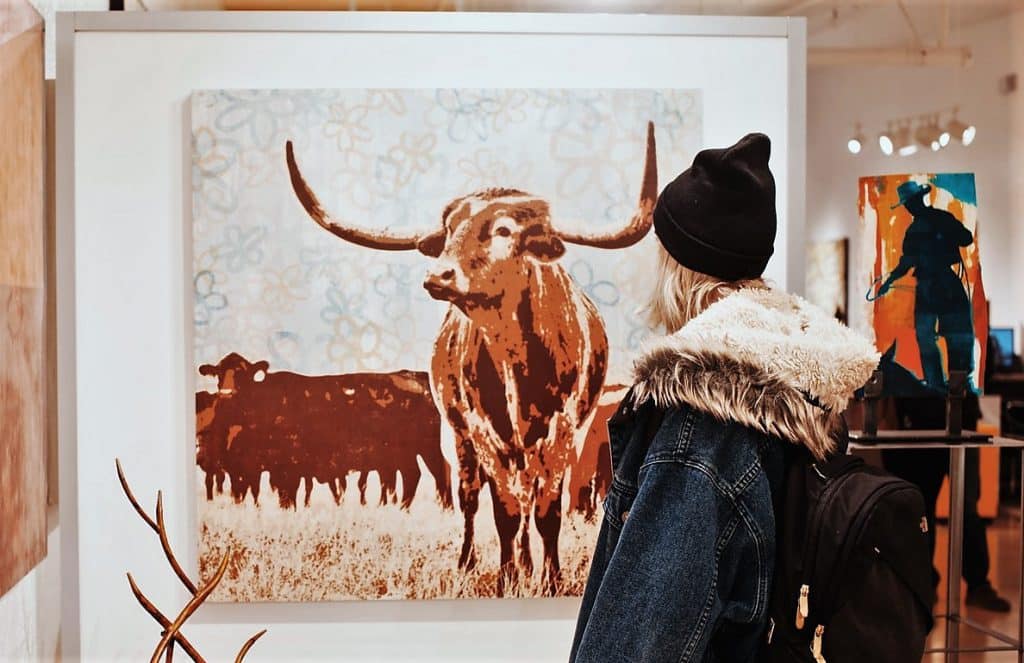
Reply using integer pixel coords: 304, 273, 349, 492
926, 514, 1023, 661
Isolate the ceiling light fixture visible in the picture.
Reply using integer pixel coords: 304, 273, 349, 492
895, 124, 918, 157
851, 108, 974, 156
915, 124, 937, 150
915, 115, 944, 152
946, 108, 976, 146
848, 123, 865, 154
878, 124, 895, 156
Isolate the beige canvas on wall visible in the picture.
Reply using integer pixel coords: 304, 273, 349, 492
806, 238, 848, 324
0, 0, 46, 599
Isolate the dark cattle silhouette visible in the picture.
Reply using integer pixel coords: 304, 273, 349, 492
195, 390, 226, 500
568, 384, 627, 522
195, 353, 452, 511
286, 123, 657, 594
195, 386, 285, 506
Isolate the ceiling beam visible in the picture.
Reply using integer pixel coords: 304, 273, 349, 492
897, 0, 924, 48
772, 0, 822, 15
938, 0, 951, 46
809, 46, 973, 67
771, 0, 1008, 10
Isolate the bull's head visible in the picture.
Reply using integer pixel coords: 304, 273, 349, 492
285, 122, 657, 312
198, 352, 269, 394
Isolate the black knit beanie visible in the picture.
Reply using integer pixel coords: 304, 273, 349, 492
653, 133, 777, 281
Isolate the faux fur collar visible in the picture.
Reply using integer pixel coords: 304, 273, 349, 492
632, 288, 879, 459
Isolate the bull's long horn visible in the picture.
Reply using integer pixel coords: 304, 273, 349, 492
285, 141, 421, 251
556, 121, 658, 249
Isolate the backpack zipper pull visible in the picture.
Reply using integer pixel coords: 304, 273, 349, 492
795, 584, 810, 630
811, 624, 826, 663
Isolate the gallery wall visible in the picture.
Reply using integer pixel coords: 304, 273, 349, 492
60, 13, 802, 660
806, 11, 1020, 336
1011, 10, 1024, 326
0, 526, 61, 662
25, 0, 106, 76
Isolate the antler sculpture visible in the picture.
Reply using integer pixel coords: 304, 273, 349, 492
116, 459, 267, 663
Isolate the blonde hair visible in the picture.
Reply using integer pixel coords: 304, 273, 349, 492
646, 244, 767, 334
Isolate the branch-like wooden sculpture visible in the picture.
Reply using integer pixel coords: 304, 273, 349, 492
116, 459, 267, 663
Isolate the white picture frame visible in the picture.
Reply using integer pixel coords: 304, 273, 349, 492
56, 11, 806, 660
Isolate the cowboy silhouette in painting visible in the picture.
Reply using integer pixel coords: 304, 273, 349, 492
875, 181, 974, 390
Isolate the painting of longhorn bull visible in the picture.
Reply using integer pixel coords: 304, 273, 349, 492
191, 88, 701, 601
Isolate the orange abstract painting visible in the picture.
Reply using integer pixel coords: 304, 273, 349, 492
859, 173, 987, 396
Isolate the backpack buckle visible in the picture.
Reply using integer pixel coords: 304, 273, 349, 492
811, 624, 827, 663
795, 584, 810, 630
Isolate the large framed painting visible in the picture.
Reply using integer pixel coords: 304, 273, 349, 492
859, 173, 987, 397
806, 238, 848, 324
191, 88, 702, 601
0, 0, 46, 599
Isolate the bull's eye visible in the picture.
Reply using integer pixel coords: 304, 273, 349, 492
495, 226, 512, 238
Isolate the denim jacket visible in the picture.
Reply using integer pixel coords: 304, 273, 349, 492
570, 288, 879, 663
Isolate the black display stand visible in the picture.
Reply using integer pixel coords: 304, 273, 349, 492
848, 370, 1024, 662
849, 370, 992, 444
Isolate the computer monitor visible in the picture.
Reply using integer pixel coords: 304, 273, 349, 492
990, 327, 1015, 370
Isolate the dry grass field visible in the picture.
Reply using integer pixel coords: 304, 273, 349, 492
198, 468, 600, 602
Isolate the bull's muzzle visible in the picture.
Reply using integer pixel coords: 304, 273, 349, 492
423, 268, 458, 302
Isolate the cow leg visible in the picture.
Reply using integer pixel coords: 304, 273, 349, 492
231, 474, 247, 504
204, 472, 215, 501
288, 474, 301, 510
216, 470, 226, 495
518, 510, 534, 578
421, 448, 454, 510
488, 477, 522, 597
277, 484, 291, 509
580, 483, 595, 522
456, 442, 483, 572
242, 473, 252, 504
303, 476, 313, 508
357, 471, 369, 506
458, 474, 481, 571
328, 477, 342, 505
535, 479, 564, 597
276, 472, 300, 510
390, 469, 401, 506
251, 471, 261, 506
389, 470, 399, 504
400, 462, 421, 511
377, 469, 394, 507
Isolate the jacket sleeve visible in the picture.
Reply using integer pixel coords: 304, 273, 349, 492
572, 460, 748, 663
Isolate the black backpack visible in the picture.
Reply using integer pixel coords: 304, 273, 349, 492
760, 446, 935, 663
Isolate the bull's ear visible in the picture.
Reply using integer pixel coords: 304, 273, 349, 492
198, 364, 217, 376
524, 235, 566, 261
417, 230, 446, 258
253, 360, 269, 382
